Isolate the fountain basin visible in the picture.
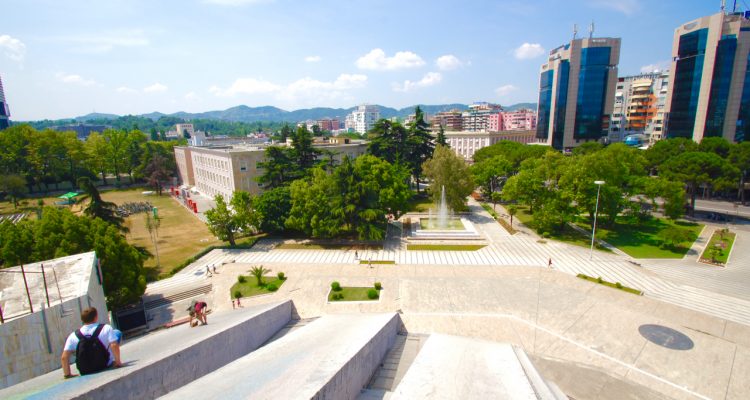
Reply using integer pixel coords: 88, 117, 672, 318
409, 217, 482, 240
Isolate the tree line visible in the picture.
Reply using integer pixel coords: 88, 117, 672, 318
471, 138, 750, 235
0, 125, 179, 205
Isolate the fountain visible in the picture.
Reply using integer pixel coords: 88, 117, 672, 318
409, 185, 482, 240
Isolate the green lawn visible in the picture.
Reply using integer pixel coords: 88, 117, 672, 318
513, 206, 609, 252
575, 217, 703, 259
328, 286, 380, 301
230, 276, 286, 298
419, 218, 465, 230
700, 230, 736, 265
406, 244, 486, 251
276, 243, 383, 250
408, 196, 435, 212
359, 260, 396, 264
577, 274, 642, 295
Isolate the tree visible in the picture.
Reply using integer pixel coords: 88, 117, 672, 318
0, 174, 28, 208
660, 226, 697, 249
290, 126, 319, 173
698, 136, 731, 158
422, 145, 474, 212
286, 169, 345, 238
436, 124, 448, 147
144, 212, 161, 267
644, 138, 697, 174
204, 191, 258, 247
258, 146, 295, 188
661, 152, 736, 215
471, 155, 512, 198
507, 205, 518, 228
367, 119, 410, 165
250, 265, 270, 286
406, 106, 436, 192
103, 129, 129, 184
279, 124, 293, 142
142, 153, 172, 195
78, 177, 125, 229
85, 132, 110, 185
729, 142, 750, 204
255, 186, 292, 234
311, 124, 322, 136
0, 207, 146, 308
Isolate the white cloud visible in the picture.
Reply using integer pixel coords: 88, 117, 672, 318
514, 43, 545, 60
56, 72, 96, 86
640, 61, 670, 74
209, 78, 281, 97
393, 72, 442, 92
304, 55, 321, 63
143, 83, 168, 93
590, 0, 641, 15
58, 30, 149, 53
116, 86, 137, 94
203, 0, 271, 5
435, 55, 464, 71
495, 84, 518, 97
185, 91, 201, 101
0, 34, 26, 62
356, 48, 425, 71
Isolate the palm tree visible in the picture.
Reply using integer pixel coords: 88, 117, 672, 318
250, 265, 270, 286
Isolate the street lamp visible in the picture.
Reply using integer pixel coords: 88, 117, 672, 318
590, 180, 605, 260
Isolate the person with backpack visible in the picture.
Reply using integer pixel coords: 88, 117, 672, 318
61, 307, 122, 378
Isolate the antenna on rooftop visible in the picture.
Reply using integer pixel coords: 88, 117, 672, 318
721, 0, 726, 12
589, 21, 595, 39
573, 24, 578, 39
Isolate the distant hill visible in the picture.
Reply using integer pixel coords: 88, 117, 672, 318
70, 102, 537, 124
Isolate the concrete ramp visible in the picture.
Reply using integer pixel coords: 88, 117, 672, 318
161, 313, 399, 400
0, 301, 292, 400
390, 334, 565, 400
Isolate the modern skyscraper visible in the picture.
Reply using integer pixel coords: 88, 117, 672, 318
536, 36, 621, 150
665, 11, 750, 142
0, 75, 10, 130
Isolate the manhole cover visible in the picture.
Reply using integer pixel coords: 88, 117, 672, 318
638, 324, 694, 350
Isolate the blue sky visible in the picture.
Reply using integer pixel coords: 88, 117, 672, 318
0, 0, 723, 120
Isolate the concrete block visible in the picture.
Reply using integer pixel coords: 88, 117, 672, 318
0, 301, 292, 399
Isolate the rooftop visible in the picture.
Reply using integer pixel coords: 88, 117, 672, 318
0, 252, 96, 321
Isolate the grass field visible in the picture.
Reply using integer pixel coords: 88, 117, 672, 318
0, 194, 86, 220
328, 286, 380, 301
99, 189, 222, 278
408, 196, 435, 212
406, 244, 486, 251
576, 217, 703, 259
276, 243, 383, 250
231, 276, 286, 298
700, 230, 736, 265
577, 274, 643, 295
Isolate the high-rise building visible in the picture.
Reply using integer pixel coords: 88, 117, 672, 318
345, 104, 380, 134
609, 71, 670, 144
461, 102, 502, 132
0, 75, 10, 130
536, 36, 621, 150
665, 11, 750, 142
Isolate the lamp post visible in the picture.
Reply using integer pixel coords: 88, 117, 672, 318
590, 180, 605, 260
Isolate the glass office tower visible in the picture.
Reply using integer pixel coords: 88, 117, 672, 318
536, 37, 620, 151
665, 12, 750, 142
0, 75, 9, 130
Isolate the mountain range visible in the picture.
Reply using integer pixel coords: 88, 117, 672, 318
72, 103, 537, 124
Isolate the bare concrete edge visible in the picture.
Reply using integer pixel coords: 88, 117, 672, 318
13, 301, 292, 400
512, 345, 567, 400
314, 313, 399, 400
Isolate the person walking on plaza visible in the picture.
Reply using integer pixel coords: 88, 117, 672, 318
61, 307, 122, 378
548, 257, 553, 269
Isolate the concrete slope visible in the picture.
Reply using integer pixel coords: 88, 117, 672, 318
161, 313, 399, 400
390, 334, 564, 400
0, 301, 292, 400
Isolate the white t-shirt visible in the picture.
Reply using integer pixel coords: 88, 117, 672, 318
63, 323, 117, 366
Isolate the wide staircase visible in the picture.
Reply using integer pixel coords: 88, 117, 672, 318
1, 302, 565, 400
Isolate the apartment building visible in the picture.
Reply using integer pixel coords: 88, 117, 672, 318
665, 11, 750, 142
174, 140, 368, 197
345, 104, 380, 134
0, 74, 9, 130
536, 36, 621, 150
608, 72, 669, 144
431, 109, 464, 131
461, 102, 503, 132
501, 109, 537, 131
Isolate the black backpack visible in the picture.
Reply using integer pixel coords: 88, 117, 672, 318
74, 324, 110, 375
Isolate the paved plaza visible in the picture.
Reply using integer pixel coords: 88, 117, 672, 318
146, 198, 750, 399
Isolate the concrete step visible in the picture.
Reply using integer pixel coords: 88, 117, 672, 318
389, 333, 565, 400
358, 388, 392, 400
366, 332, 427, 392
263, 317, 319, 345
161, 313, 400, 400
0, 301, 292, 400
